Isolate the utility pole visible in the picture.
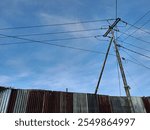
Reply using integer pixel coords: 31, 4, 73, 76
95, 18, 135, 112
95, 18, 120, 94
95, 37, 113, 94
112, 31, 135, 112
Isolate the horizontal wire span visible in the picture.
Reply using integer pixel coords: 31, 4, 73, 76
121, 49, 150, 70
0, 27, 107, 38
118, 44, 150, 59
0, 32, 114, 55
118, 40, 150, 52
121, 19, 150, 41
118, 31, 150, 45
0, 35, 106, 46
0, 18, 114, 30
121, 20, 150, 36
117, 10, 150, 39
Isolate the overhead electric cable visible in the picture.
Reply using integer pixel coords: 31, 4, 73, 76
121, 20, 150, 36
121, 19, 150, 41
0, 32, 116, 56
117, 10, 150, 39
118, 44, 150, 59
0, 27, 107, 38
0, 18, 114, 30
127, 59, 150, 70
118, 40, 150, 53
123, 64, 145, 96
0, 35, 105, 46
121, 49, 150, 70
118, 31, 150, 45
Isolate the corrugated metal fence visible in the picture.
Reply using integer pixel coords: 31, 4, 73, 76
0, 86, 149, 113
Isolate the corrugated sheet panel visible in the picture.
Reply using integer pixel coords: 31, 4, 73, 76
73, 93, 88, 113
119, 97, 131, 113
42, 91, 60, 113
110, 96, 131, 113
0, 88, 11, 113
97, 95, 112, 113
142, 97, 150, 113
0, 86, 6, 91
87, 94, 99, 113
26, 90, 44, 113
131, 97, 146, 113
6, 89, 18, 113
13, 90, 29, 113
60, 92, 73, 113
1, 87, 150, 113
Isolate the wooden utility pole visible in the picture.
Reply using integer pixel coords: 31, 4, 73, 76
95, 18, 135, 112
95, 37, 113, 94
95, 18, 120, 94
111, 31, 135, 112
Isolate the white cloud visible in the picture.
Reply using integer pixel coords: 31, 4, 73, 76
0, 75, 13, 84
39, 13, 102, 38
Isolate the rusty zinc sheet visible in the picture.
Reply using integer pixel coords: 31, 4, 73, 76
60, 92, 73, 113
131, 97, 146, 113
87, 94, 99, 113
26, 90, 44, 113
142, 97, 150, 113
1, 86, 150, 113
42, 91, 60, 113
0, 88, 11, 113
73, 93, 88, 113
97, 95, 112, 113
110, 96, 131, 113
0, 86, 6, 91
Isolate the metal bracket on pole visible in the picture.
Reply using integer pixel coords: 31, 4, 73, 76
103, 18, 121, 37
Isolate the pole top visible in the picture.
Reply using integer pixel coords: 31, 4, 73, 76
103, 18, 121, 37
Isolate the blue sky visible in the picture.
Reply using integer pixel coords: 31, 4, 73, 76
0, 0, 150, 96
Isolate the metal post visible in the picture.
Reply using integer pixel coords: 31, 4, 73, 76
95, 37, 113, 94
66, 88, 68, 92
111, 31, 135, 112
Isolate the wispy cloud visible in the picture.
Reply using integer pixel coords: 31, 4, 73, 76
0, 75, 13, 85
39, 13, 104, 38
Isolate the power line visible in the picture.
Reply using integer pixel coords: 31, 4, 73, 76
115, 0, 118, 39
121, 20, 150, 36
0, 18, 114, 31
117, 10, 150, 39
118, 30, 150, 45
0, 24, 149, 70
0, 35, 105, 46
124, 57, 150, 70
121, 49, 150, 70
118, 40, 150, 53
0, 32, 116, 56
0, 27, 107, 38
115, 0, 118, 19
123, 64, 145, 96
118, 44, 150, 60
95, 36, 109, 42
121, 19, 150, 41
127, 59, 150, 70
